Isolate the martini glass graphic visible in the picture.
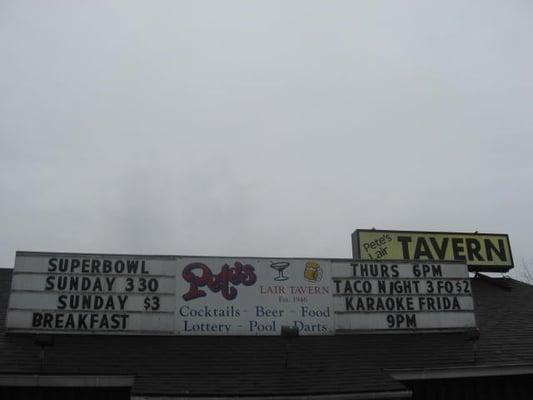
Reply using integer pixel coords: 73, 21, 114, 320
270, 261, 290, 281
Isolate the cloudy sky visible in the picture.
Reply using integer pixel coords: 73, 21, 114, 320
1, 1, 532, 277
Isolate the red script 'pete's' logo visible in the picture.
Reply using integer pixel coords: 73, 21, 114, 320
182, 262, 257, 301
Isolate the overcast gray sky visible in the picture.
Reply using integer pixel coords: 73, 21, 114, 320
1, 1, 532, 277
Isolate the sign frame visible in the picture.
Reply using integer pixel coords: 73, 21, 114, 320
332, 260, 477, 333
352, 229, 514, 272
6, 251, 480, 336
6, 251, 178, 336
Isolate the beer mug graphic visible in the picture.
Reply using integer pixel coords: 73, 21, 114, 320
304, 261, 323, 282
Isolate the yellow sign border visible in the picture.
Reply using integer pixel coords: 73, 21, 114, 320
352, 229, 514, 272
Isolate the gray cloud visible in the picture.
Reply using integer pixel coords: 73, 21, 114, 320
1, 1, 532, 277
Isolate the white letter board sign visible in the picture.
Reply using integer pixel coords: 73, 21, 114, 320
6, 252, 476, 335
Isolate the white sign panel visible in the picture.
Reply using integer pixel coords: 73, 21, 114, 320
6, 253, 477, 335
332, 261, 476, 331
7, 253, 176, 334
175, 257, 333, 335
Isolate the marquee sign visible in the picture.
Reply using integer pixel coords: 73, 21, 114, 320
7, 251, 476, 335
332, 261, 476, 331
7, 253, 176, 334
352, 230, 513, 272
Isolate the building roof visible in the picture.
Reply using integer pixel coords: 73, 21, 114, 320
1, 268, 533, 397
